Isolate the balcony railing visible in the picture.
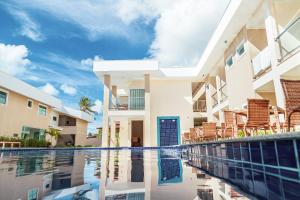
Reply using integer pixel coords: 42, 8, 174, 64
193, 99, 207, 112
252, 46, 271, 79
109, 89, 145, 111
211, 92, 218, 108
219, 83, 228, 103
275, 16, 300, 60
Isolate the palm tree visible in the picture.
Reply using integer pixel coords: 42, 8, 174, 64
79, 96, 95, 114
46, 128, 61, 145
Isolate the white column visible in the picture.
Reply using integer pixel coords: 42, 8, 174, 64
111, 121, 116, 147
102, 74, 110, 147
215, 75, 222, 105
119, 118, 130, 147
144, 74, 151, 147
265, 0, 285, 108
112, 85, 117, 107
205, 79, 214, 122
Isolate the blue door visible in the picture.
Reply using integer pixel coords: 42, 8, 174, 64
158, 117, 180, 146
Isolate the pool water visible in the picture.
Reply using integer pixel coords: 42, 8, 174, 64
0, 149, 253, 200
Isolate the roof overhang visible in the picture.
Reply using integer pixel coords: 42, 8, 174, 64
0, 71, 62, 108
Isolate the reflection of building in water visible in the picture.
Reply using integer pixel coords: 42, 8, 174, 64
100, 150, 146, 200
100, 150, 198, 200
192, 167, 249, 200
0, 151, 87, 200
0, 151, 55, 200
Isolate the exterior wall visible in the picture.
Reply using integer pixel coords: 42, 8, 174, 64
74, 118, 88, 146
226, 42, 256, 109
0, 88, 52, 137
150, 80, 194, 146
86, 136, 101, 146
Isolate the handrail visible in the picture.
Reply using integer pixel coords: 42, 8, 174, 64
275, 16, 300, 41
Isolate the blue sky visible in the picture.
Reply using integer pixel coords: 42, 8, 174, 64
0, 0, 229, 132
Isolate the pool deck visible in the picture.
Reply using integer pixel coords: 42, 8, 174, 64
1, 132, 300, 152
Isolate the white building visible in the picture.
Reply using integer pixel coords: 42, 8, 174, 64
94, 0, 300, 147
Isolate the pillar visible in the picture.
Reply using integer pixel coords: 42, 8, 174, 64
144, 74, 151, 147
265, 0, 285, 108
111, 121, 116, 147
215, 75, 222, 105
102, 74, 110, 147
112, 85, 117, 107
205, 77, 216, 122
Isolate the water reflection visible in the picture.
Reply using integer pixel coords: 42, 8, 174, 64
0, 150, 251, 200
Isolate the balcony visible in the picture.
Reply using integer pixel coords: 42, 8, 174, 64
211, 92, 218, 108
252, 46, 271, 79
193, 99, 207, 113
109, 89, 145, 111
276, 16, 300, 61
108, 89, 145, 117
219, 83, 228, 103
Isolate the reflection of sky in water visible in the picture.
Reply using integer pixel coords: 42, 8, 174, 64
83, 160, 100, 199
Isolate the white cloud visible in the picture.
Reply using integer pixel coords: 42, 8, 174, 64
80, 56, 102, 70
8, 8, 45, 41
149, 0, 230, 66
39, 83, 59, 96
91, 99, 102, 114
43, 53, 102, 72
0, 43, 31, 76
60, 84, 77, 96
8, 0, 230, 67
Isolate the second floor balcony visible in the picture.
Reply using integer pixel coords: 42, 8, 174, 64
276, 16, 300, 61
109, 89, 145, 111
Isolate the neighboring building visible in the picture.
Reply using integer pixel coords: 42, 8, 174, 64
0, 71, 93, 146
94, 0, 300, 147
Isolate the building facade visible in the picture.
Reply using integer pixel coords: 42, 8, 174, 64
94, 0, 299, 147
0, 72, 93, 146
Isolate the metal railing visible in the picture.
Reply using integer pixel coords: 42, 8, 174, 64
275, 16, 300, 60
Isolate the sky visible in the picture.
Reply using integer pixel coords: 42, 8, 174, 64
0, 0, 230, 133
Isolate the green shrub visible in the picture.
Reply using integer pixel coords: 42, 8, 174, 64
21, 139, 51, 147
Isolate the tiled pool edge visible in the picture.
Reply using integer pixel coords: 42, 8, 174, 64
184, 131, 300, 200
1, 132, 300, 152
0, 145, 185, 152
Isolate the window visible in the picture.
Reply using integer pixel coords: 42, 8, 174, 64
27, 100, 33, 108
0, 91, 7, 105
226, 56, 233, 67
28, 188, 38, 200
236, 42, 245, 56
53, 116, 57, 121
38, 105, 47, 116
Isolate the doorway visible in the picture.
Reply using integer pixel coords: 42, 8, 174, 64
131, 120, 143, 147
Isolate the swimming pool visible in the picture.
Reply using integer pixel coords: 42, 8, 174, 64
0, 149, 253, 200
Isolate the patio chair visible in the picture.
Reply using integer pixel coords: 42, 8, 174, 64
201, 122, 218, 141
222, 111, 245, 138
190, 128, 201, 143
244, 99, 271, 135
182, 132, 191, 144
281, 79, 300, 131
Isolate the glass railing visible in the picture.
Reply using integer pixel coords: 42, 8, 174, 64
211, 92, 218, 108
275, 16, 300, 60
109, 89, 145, 111
219, 83, 228, 103
193, 99, 207, 112
251, 46, 271, 78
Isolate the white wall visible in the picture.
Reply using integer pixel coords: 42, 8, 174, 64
150, 80, 194, 146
